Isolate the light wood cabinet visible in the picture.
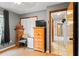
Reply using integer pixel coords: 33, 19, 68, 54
34, 27, 46, 52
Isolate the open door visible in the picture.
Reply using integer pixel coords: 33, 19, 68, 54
50, 2, 74, 56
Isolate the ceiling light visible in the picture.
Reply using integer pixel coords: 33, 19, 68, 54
13, 1, 22, 5
67, 10, 73, 15
57, 12, 61, 15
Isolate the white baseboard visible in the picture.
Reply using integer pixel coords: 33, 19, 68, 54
46, 49, 49, 53
0, 44, 15, 52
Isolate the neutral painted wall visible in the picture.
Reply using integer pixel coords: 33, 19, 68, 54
0, 7, 20, 45
21, 10, 47, 21
0, 8, 3, 15
9, 11, 20, 44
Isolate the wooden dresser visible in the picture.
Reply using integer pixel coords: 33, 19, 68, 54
34, 27, 46, 52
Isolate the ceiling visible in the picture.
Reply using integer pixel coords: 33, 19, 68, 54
0, 2, 62, 15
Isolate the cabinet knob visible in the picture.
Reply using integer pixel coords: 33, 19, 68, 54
37, 33, 39, 35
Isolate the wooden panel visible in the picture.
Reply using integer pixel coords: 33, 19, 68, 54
57, 23, 63, 36
34, 27, 45, 52
67, 2, 73, 22
52, 18, 54, 42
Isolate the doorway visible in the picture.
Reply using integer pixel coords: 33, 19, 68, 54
49, 2, 74, 56
20, 16, 37, 49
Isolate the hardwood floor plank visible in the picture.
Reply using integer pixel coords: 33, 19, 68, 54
0, 47, 59, 56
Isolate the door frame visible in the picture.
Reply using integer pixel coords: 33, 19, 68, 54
49, 8, 67, 53
20, 16, 38, 22
49, 2, 78, 56
20, 16, 38, 48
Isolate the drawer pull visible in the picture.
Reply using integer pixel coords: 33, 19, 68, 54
37, 33, 40, 35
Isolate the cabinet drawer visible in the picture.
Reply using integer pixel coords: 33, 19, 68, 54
34, 32, 44, 36
34, 27, 45, 52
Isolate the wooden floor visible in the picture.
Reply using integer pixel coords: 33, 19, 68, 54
0, 40, 73, 56
0, 47, 59, 56
51, 40, 73, 56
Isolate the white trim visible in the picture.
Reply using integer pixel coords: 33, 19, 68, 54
46, 49, 49, 53
0, 15, 3, 17
0, 44, 15, 52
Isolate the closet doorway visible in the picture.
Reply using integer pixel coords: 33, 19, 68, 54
49, 2, 75, 56
20, 16, 37, 49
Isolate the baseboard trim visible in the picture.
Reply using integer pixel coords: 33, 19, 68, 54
46, 49, 49, 53
0, 44, 16, 52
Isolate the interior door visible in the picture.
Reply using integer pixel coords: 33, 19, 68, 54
51, 11, 67, 55
51, 2, 73, 56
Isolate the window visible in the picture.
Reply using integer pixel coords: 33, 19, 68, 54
0, 15, 4, 44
